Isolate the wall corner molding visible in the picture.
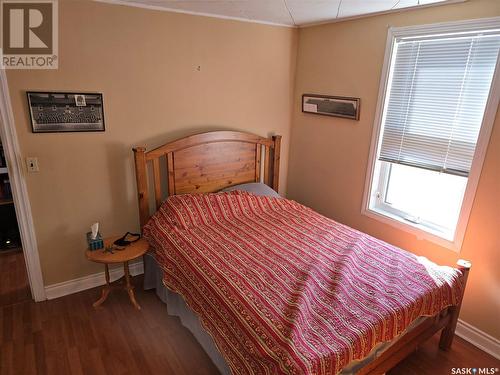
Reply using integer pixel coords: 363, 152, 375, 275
456, 319, 500, 360
45, 261, 144, 300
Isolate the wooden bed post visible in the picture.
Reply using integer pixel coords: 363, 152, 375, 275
272, 135, 281, 192
167, 152, 175, 197
439, 259, 471, 350
133, 147, 150, 229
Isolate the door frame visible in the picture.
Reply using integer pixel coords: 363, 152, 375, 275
0, 69, 46, 301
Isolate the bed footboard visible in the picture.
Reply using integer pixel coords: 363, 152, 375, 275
357, 259, 471, 375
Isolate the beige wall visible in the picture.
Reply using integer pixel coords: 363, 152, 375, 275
6, 1, 297, 285
288, 0, 500, 339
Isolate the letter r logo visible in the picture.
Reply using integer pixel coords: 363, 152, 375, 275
2, 1, 53, 54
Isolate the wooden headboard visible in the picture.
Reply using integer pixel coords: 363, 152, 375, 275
133, 130, 282, 227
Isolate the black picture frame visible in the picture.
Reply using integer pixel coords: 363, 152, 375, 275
302, 94, 360, 120
27, 91, 106, 133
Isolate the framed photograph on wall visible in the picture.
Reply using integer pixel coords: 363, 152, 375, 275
302, 94, 360, 120
27, 92, 105, 133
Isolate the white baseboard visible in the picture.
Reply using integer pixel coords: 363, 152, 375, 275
456, 319, 500, 360
45, 261, 144, 300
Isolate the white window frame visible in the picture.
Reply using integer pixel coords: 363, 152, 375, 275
362, 17, 500, 252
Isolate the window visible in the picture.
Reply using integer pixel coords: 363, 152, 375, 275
363, 18, 500, 251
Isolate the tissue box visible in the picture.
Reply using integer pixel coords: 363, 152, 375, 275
86, 232, 104, 251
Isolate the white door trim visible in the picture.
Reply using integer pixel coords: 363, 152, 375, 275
0, 69, 46, 301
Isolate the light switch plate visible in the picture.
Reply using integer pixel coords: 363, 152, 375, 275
26, 157, 39, 172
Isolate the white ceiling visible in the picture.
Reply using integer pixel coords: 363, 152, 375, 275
103, 0, 461, 27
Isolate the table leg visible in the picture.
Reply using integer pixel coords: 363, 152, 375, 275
124, 261, 141, 310
93, 264, 111, 308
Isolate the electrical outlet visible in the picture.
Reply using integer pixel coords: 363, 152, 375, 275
26, 157, 39, 172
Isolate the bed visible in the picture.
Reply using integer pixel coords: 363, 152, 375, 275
133, 130, 470, 375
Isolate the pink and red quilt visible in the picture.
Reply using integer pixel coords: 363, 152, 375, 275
144, 191, 463, 375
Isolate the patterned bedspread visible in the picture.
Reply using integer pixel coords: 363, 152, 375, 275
143, 191, 463, 375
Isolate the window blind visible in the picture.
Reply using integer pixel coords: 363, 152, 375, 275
378, 31, 500, 177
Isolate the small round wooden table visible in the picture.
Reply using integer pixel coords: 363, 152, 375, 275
85, 236, 149, 310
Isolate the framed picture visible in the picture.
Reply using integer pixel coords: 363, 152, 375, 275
27, 92, 105, 133
302, 94, 360, 120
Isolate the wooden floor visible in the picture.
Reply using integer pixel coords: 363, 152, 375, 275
389, 334, 499, 375
0, 275, 498, 375
0, 250, 31, 307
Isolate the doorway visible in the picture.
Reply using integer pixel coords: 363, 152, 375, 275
0, 140, 31, 305
0, 69, 45, 302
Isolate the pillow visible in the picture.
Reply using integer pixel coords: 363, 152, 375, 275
221, 182, 281, 198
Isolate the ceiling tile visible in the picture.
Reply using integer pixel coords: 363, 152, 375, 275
286, 0, 341, 26
418, 0, 449, 4
337, 0, 398, 18
392, 0, 417, 8
236, 1, 293, 26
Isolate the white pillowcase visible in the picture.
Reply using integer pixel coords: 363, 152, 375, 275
221, 183, 281, 198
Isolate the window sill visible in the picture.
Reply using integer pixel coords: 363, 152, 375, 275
362, 206, 461, 252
